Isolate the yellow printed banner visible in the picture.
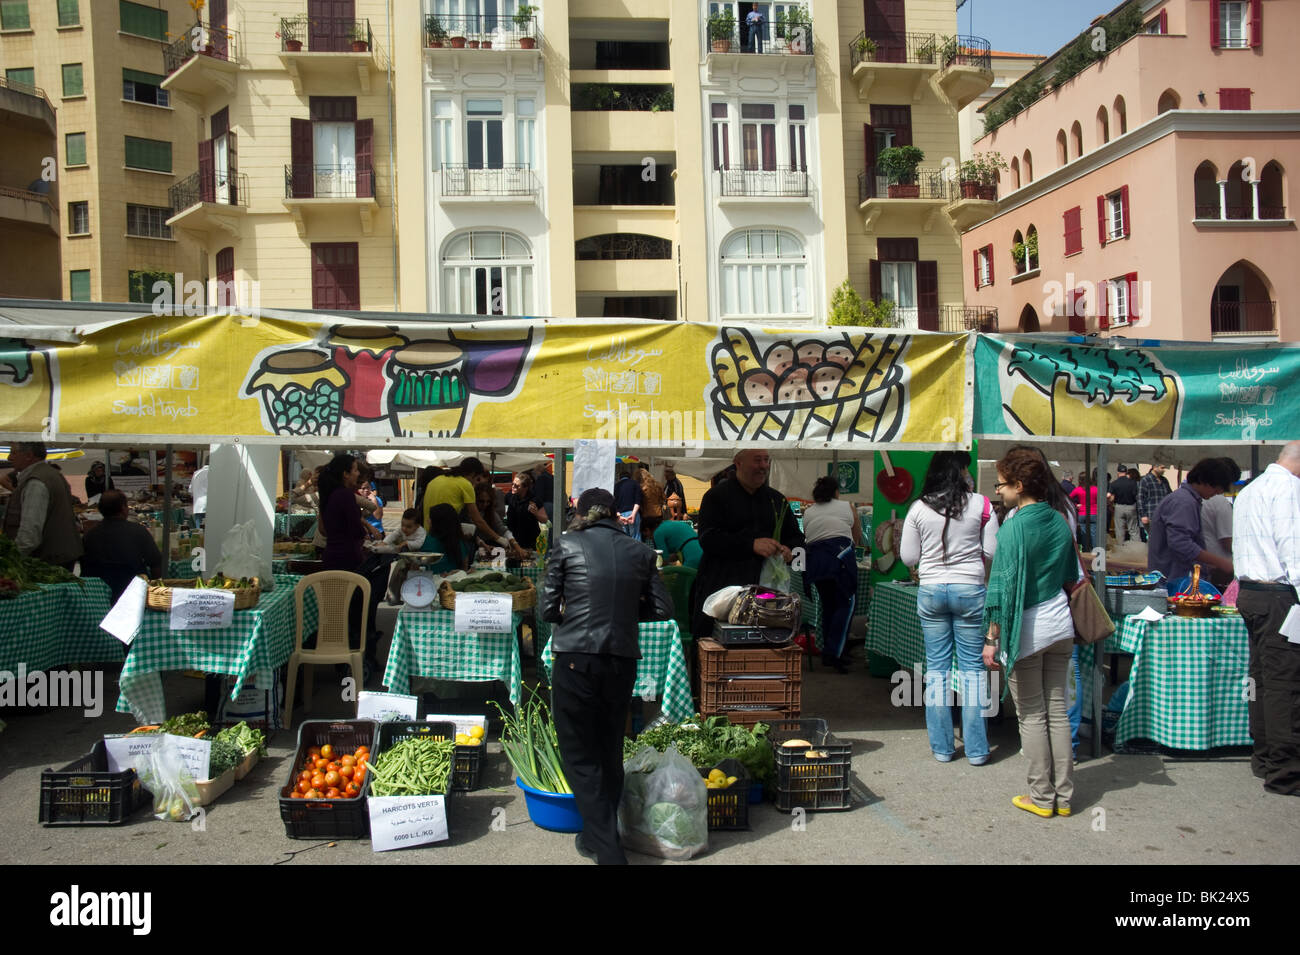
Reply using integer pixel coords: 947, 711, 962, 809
0, 315, 971, 449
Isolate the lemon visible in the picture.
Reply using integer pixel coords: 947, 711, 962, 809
455, 733, 471, 745
726, 776, 738, 786
463, 737, 482, 746
708, 768, 725, 780
469, 725, 486, 740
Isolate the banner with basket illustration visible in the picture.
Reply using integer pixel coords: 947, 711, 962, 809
1, 314, 973, 448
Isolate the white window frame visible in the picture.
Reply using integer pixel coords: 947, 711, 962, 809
1109, 278, 1130, 327
123, 75, 168, 108
740, 102, 778, 171
1107, 191, 1124, 240
880, 260, 918, 328
432, 98, 454, 171
431, 93, 541, 193
515, 97, 535, 168
313, 121, 356, 198
711, 102, 729, 170
1220, 0, 1248, 49
441, 230, 534, 316
977, 247, 991, 288
719, 228, 810, 319
788, 104, 807, 172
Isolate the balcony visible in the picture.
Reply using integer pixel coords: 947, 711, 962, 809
716, 166, 811, 204
166, 170, 248, 238
705, 17, 814, 82
282, 163, 378, 236
0, 76, 55, 135
858, 165, 952, 232
1211, 301, 1278, 338
944, 180, 999, 231
0, 184, 56, 234
849, 31, 938, 102
934, 37, 993, 110
277, 17, 380, 94
438, 164, 539, 203
938, 305, 998, 333
423, 12, 541, 76
571, 87, 675, 152
161, 24, 240, 104
1194, 203, 1292, 225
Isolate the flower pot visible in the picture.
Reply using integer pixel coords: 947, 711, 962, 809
480, 39, 492, 48
450, 35, 466, 48
466, 39, 480, 48
519, 35, 536, 49
351, 39, 369, 52
428, 38, 445, 48
960, 181, 980, 199
887, 184, 920, 199
284, 38, 303, 52
712, 38, 732, 52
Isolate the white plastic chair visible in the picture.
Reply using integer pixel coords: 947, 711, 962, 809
282, 570, 370, 729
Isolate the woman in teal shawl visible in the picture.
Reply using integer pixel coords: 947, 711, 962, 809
983, 449, 1081, 818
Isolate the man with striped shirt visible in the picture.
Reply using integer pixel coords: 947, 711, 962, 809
1136, 463, 1172, 539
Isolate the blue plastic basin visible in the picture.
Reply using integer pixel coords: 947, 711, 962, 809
516, 778, 584, 833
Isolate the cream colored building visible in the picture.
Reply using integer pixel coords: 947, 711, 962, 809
0, 0, 201, 303
958, 50, 1045, 160
0, 74, 59, 298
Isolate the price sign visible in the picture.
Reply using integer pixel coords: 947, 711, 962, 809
105, 733, 212, 781
357, 691, 419, 722
368, 796, 449, 851
453, 593, 513, 634
169, 588, 235, 630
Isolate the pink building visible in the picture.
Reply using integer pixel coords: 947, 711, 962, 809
960, 0, 1298, 341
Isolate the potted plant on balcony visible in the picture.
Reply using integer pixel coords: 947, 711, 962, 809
708, 9, 735, 53
915, 34, 936, 63
1009, 231, 1038, 273
426, 17, 448, 48
349, 21, 370, 52
515, 5, 538, 49
958, 151, 1005, 200
938, 34, 959, 67
855, 35, 877, 61
877, 145, 924, 198
786, 7, 812, 53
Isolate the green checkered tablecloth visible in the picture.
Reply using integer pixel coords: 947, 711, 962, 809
276, 513, 318, 539
470, 561, 545, 587
536, 619, 694, 723
116, 574, 316, 723
383, 607, 523, 704
1078, 629, 1132, 723
0, 579, 119, 674
1101, 613, 1251, 750
167, 559, 295, 579
866, 580, 925, 672
791, 563, 872, 635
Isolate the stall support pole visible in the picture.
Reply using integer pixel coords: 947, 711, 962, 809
1251, 445, 1260, 479
551, 451, 566, 550
161, 444, 174, 567
1091, 445, 1109, 760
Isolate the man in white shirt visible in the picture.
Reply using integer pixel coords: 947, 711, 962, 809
1232, 441, 1300, 796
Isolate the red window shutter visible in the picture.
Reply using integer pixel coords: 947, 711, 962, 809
863, 123, 875, 194
1250, 0, 1262, 48
1067, 290, 1084, 333
355, 118, 374, 198
1126, 271, 1139, 321
972, 248, 980, 288
986, 244, 994, 285
215, 247, 234, 308
1097, 195, 1107, 245
1064, 206, 1082, 255
1219, 87, 1252, 109
1120, 185, 1131, 237
917, 261, 939, 331
1211, 0, 1221, 47
1159, 9, 1167, 33
1098, 279, 1110, 329
869, 259, 882, 301
198, 138, 214, 203
290, 117, 313, 198
227, 130, 238, 204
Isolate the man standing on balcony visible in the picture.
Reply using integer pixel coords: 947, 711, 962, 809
746, 4, 765, 53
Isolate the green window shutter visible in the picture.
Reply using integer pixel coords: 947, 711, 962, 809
5, 67, 34, 88
62, 64, 83, 97
123, 68, 164, 86
69, 270, 91, 302
119, 0, 166, 40
66, 132, 86, 166
57, 0, 79, 27
128, 270, 173, 304
125, 136, 171, 172
1, 1, 31, 31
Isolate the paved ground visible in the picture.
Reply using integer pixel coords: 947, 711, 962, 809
3, 642, 1296, 868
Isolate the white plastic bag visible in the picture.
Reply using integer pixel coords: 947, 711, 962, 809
132, 735, 201, 822
216, 520, 272, 586
619, 743, 708, 860
758, 553, 793, 592
702, 584, 745, 621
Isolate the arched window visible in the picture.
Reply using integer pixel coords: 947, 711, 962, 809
1056, 129, 1068, 167
1009, 156, 1020, 189
1011, 229, 1025, 275
719, 228, 809, 318
1212, 260, 1276, 336
1113, 95, 1127, 135
441, 230, 534, 315
1157, 89, 1180, 114
1025, 224, 1039, 271
1070, 120, 1083, 158
1096, 105, 1110, 145
1260, 161, 1285, 220
1022, 150, 1033, 184
1225, 161, 1250, 219
1018, 304, 1040, 333
1194, 160, 1219, 218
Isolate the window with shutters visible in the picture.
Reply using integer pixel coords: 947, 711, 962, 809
1106, 189, 1125, 239
290, 98, 373, 199
123, 69, 169, 107
57, 0, 78, 27
119, 0, 167, 40
0, 0, 30, 30
976, 246, 992, 287
62, 64, 83, 97
311, 242, 361, 311
1218, 1, 1248, 48
68, 201, 89, 235
719, 229, 809, 318
68, 269, 90, 302
711, 103, 730, 170
66, 132, 86, 167
1218, 87, 1251, 110
1107, 275, 1134, 326
788, 105, 807, 172
441, 231, 534, 316
125, 136, 171, 172
1063, 206, 1083, 256
127, 204, 173, 239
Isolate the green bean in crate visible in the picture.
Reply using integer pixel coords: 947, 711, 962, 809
370, 721, 457, 796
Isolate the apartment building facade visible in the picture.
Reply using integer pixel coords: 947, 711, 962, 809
0, 0, 202, 303
960, 0, 1297, 342
0, 74, 59, 298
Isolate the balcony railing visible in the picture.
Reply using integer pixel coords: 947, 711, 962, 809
170, 170, 249, 212
942, 36, 991, 70
850, 31, 945, 69
706, 18, 814, 56
284, 163, 375, 200
1211, 301, 1278, 336
423, 13, 538, 49
440, 164, 538, 197
718, 166, 809, 197
1196, 203, 1288, 220
939, 305, 998, 333
164, 23, 239, 74
278, 16, 371, 53
571, 83, 673, 111
858, 164, 952, 202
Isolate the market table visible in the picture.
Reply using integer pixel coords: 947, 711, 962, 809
469, 561, 544, 587
536, 618, 694, 723
115, 574, 317, 723
0, 578, 119, 674
167, 558, 295, 579
382, 606, 523, 704
865, 580, 925, 672
276, 513, 318, 539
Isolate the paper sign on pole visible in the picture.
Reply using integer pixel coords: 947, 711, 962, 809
427, 713, 488, 737
100, 576, 147, 645
105, 733, 212, 781
169, 587, 235, 630
453, 593, 513, 634
357, 691, 419, 722
571, 438, 616, 502
368, 795, 449, 851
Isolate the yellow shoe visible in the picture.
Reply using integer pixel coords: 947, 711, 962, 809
1012, 794, 1054, 818
1056, 805, 1071, 817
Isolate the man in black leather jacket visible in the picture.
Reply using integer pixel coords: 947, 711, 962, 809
541, 487, 674, 864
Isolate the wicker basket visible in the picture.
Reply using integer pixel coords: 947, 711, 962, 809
438, 577, 536, 611
147, 577, 261, 611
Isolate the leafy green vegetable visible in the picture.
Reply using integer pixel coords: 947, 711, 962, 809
624, 715, 775, 784
0, 534, 83, 591
206, 736, 243, 777
157, 710, 211, 738
213, 721, 267, 758
647, 801, 704, 849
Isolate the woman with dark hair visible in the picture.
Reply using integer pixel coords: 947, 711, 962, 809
505, 471, 541, 551
423, 502, 471, 573
802, 475, 862, 672
900, 451, 998, 764
983, 448, 1082, 817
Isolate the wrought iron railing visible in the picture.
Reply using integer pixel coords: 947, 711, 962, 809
278, 16, 370, 53
718, 166, 809, 197
858, 164, 953, 201
939, 305, 998, 333
571, 83, 674, 111
575, 234, 673, 260
440, 164, 538, 197
1198, 202, 1288, 220
942, 35, 991, 70
284, 163, 375, 199
169, 170, 249, 212
163, 23, 239, 74
706, 16, 814, 56
850, 31, 944, 69
423, 13, 538, 49
1211, 301, 1277, 336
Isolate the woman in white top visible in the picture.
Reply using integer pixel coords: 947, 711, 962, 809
900, 451, 998, 765
802, 477, 863, 673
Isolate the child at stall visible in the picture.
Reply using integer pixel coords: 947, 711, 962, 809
385, 508, 428, 603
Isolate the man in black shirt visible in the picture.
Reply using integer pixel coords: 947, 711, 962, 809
81, 490, 163, 601
1110, 464, 1139, 543
689, 449, 804, 640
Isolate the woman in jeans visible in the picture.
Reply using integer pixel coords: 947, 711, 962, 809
900, 452, 998, 764
983, 448, 1081, 817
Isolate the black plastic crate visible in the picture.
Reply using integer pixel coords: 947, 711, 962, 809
769, 718, 852, 813
40, 740, 148, 827
699, 758, 750, 830
279, 719, 378, 840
